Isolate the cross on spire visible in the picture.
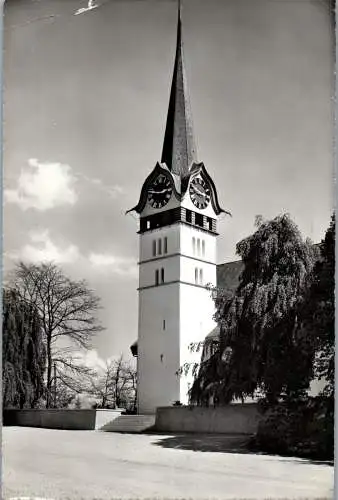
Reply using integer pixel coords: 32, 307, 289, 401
161, 0, 197, 178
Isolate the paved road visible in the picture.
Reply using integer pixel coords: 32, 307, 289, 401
3, 427, 333, 499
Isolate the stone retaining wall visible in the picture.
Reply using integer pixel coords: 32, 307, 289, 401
3, 409, 97, 430
155, 403, 261, 434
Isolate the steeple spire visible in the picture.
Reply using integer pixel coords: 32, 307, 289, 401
161, 0, 197, 178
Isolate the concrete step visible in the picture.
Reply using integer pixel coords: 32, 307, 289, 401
99, 414, 156, 433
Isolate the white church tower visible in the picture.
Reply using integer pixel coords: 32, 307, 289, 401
127, 2, 228, 414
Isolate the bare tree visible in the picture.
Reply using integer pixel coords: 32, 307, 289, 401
51, 351, 97, 408
90, 355, 137, 410
8, 262, 104, 407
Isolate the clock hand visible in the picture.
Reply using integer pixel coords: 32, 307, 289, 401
148, 188, 170, 195
191, 184, 206, 197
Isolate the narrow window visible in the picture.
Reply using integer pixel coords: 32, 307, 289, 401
202, 240, 205, 256
199, 268, 203, 285
146, 220, 150, 230
152, 240, 156, 257
163, 319, 166, 330
197, 238, 201, 256
186, 210, 192, 223
158, 239, 162, 255
155, 269, 159, 286
164, 237, 168, 254
192, 237, 196, 254
195, 267, 198, 285
161, 267, 165, 283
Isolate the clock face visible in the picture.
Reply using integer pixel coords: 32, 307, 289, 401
148, 174, 173, 209
189, 177, 211, 209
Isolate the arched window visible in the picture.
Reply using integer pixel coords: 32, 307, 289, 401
194, 267, 198, 285
197, 239, 201, 256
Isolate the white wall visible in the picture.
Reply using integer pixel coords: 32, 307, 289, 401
137, 222, 218, 413
179, 283, 217, 403
138, 284, 181, 414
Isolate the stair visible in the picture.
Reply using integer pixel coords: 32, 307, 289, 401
99, 414, 156, 433
95, 409, 122, 430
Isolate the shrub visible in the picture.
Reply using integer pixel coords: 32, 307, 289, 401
251, 397, 333, 461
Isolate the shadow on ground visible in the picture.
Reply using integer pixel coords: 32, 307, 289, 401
151, 433, 334, 466
151, 433, 254, 454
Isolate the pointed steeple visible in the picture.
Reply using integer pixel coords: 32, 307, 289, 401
161, 0, 197, 178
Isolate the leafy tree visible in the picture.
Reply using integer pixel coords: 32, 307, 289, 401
191, 214, 318, 405
305, 214, 335, 397
8, 262, 104, 407
2, 288, 46, 408
249, 215, 334, 461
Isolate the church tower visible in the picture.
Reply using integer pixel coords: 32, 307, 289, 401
127, 2, 228, 414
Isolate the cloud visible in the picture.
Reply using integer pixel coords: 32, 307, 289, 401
77, 349, 107, 371
8, 229, 136, 275
89, 252, 137, 276
5, 158, 77, 211
10, 229, 80, 264
81, 174, 124, 198
74, 349, 123, 372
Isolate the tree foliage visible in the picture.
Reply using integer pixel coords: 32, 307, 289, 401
2, 288, 46, 408
191, 214, 318, 405
302, 214, 335, 397
252, 395, 334, 461
8, 262, 104, 407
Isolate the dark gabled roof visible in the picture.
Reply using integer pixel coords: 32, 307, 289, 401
217, 260, 244, 294
161, 2, 197, 177
205, 325, 220, 341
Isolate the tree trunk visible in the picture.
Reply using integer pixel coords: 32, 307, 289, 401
46, 338, 52, 408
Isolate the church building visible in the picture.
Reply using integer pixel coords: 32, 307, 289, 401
127, 3, 231, 415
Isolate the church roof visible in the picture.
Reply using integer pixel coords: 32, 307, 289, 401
161, 1, 197, 178
217, 260, 244, 293
205, 325, 220, 341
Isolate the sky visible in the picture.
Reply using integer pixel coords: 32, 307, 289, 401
3, 0, 334, 366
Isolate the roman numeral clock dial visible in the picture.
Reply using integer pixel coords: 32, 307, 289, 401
148, 174, 173, 208
189, 177, 211, 209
